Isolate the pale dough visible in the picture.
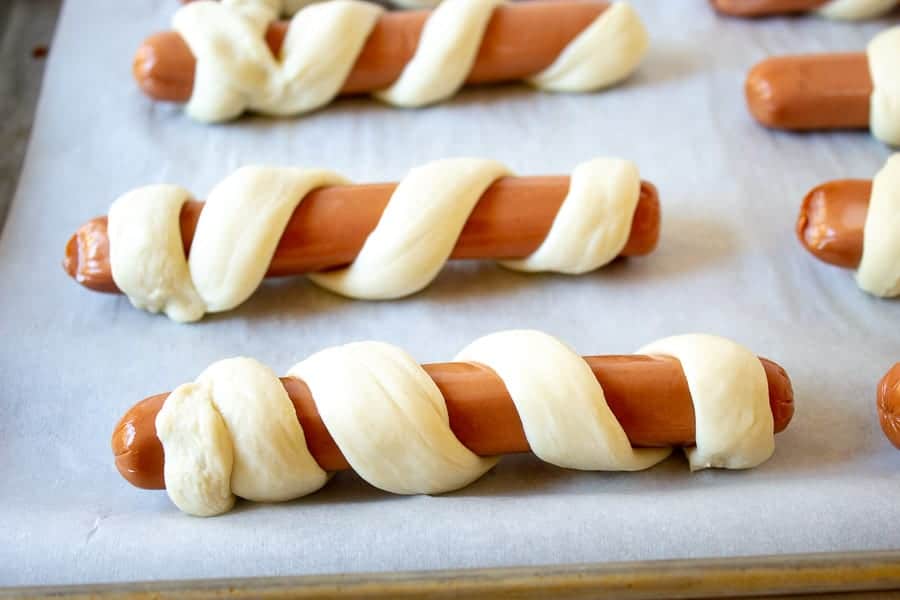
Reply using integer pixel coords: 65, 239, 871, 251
288, 342, 498, 495
374, 0, 503, 108
867, 26, 900, 148
174, 0, 384, 122
307, 158, 509, 299
455, 330, 671, 470
527, 3, 649, 93
251, 0, 440, 15
817, 0, 897, 19
187, 166, 347, 312
108, 158, 642, 321
638, 334, 775, 470
109, 166, 345, 322
156, 357, 328, 517
107, 185, 204, 323
500, 158, 640, 274
857, 154, 900, 297
156, 332, 775, 516
173, 0, 648, 121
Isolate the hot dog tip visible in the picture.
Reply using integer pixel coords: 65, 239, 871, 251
795, 179, 869, 269
763, 358, 795, 433
134, 32, 195, 103
710, 0, 828, 17
878, 364, 900, 450
744, 59, 791, 129
63, 233, 79, 280
797, 155, 900, 297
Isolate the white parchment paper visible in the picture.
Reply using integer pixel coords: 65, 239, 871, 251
1, 0, 899, 586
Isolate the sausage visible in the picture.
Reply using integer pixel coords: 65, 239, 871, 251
113, 354, 795, 490
134, 1, 610, 103
746, 54, 872, 131
796, 178, 870, 268
710, 0, 828, 17
63, 176, 661, 294
878, 363, 900, 449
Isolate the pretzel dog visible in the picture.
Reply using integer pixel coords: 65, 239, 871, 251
745, 26, 900, 146
64, 158, 660, 321
136, 0, 648, 121
113, 331, 795, 516
797, 154, 900, 297
712, 0, 897, 18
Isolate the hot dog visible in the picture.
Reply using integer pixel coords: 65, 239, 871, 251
712, 0, 897, 17
746, 54, 872, 131
797, 154, 899, 300
114, 353, 795, 490
745, 26, 899, 145
711, 0, 828, 17
136, 1, 619, 105
796, 178, 870, 269
878, 363, 900, 449
64, 176, 661, 295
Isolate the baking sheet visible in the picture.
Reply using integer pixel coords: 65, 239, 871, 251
2, 0, 899, 586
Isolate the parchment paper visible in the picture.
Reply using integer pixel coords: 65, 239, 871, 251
2, 0, 899, 586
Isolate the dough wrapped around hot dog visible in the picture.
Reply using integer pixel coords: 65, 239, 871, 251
113, 331, 795, 516
136, 0, 648, 121
797, 154, 900, 297
64, 158, 662, 321
711, 0, 897, 18
746, 26, 900, 146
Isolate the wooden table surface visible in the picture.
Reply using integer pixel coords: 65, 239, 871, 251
0, 0, 61, 228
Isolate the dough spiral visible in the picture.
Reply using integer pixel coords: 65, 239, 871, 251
173, 0, 648, 122
857, 154, 900, 297
107, 158, 643, 322
156, 332, 775, 516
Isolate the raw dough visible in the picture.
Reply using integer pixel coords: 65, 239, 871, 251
867, 26, 900, 147
107, 184, 204, 322
288, 342, 498, 495
500, 158, 640, 274
174, 0, 384, 122
528, 2, 649, 93
108, 158, 642, 321
817, 0, 897, 19
455, 330, 671, 470
374, 0, 503, 107
307, 158, 509, 299
108, 166, 346, 322
857, 154, 900, 297
638, 334, 775, 470
173, 0, 648, 121
156, 357, 328, 517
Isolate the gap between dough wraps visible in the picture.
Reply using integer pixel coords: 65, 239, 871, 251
173, 0, 649, 122
156, 331, 775, 516
107, 157, 643, 322
817, 0, 898, 19
857, 154, 900, 297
